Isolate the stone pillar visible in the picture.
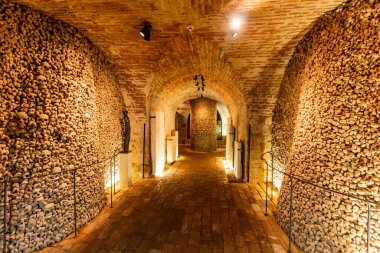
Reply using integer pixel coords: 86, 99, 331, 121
234, 141, 242, 179
189, 98, 217, 152
175, 131, 179, 158
119, 152, 132, 187
166, 136, 176, 163
150, 111, 165, 176
226, 121, 235, 169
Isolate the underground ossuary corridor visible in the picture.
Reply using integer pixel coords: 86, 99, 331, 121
39, 147, 292, 253
1, 0, 379, 252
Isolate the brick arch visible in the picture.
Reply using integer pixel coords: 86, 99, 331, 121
147, 35, 246, 118
151, 79, 243, 120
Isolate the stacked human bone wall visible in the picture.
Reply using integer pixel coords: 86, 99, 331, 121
272, 0, 380, 252
0, 1, 123, 251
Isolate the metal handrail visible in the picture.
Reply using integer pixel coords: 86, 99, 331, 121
1, 148, 122, 252
0, 148, 122, 183
260, 151, 379, 253
260, 152, 380, 206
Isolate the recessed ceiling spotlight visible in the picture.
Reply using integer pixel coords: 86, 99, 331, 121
140, 22, 152, 41
187, 24, 194, 32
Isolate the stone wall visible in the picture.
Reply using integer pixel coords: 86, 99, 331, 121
0, 1, 123, 251
190, 98, 217, 152
272, 0, 380, 252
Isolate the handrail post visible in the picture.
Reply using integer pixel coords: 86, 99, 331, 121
265, 161, 269, 216
247, 124, 251, 183
73, 170, 77, 237
258, 151, 380, 253
288, 177, 294, 253
271, 153, 274, 200
3, 180, 7, 253
113, 152, 116, 194
367, 202, 371, 253
110, 158, 113, 208
142, 123, 146, 178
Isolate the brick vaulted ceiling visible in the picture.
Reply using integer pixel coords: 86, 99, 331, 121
11, 0, 344, 119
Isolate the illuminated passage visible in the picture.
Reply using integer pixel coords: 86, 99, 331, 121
40, 147, 289, 253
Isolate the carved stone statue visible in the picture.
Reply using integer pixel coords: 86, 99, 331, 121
122, 110, 131, 153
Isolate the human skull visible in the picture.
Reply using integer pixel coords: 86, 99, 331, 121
15, 139, 24, 149
41, 150, 51, 159
16, 111, 28, 129
37, 114, 49, 129
57, 113, 66, 120
1, 145, 9, 161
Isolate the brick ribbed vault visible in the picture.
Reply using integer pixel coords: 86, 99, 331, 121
149, 35, 245, 118
10, 0, 345, 177
11, 0, 344, 120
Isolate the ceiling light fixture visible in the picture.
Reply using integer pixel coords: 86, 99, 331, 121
230, 17, 241, 38
186, 24, 194, 32
231, 18, 241, 29
140, 22, 152, 41
193, 74, 205, 97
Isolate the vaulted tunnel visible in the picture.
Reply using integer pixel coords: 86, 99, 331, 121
0, 0, 379, 252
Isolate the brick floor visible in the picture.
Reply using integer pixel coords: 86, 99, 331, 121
39, 147, 298, 253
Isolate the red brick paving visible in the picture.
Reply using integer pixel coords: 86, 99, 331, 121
40, 147, 293, 253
